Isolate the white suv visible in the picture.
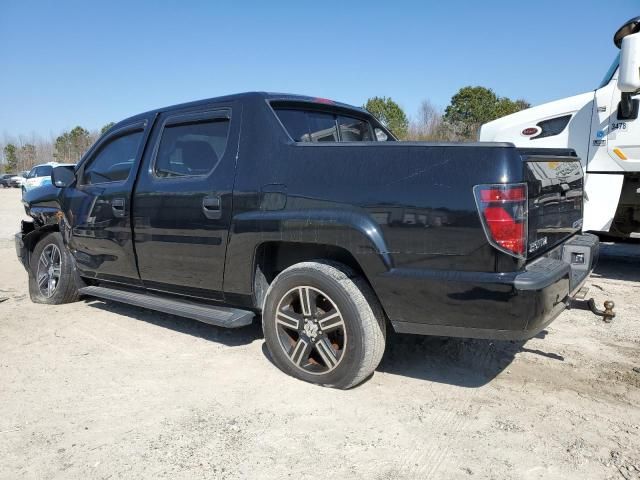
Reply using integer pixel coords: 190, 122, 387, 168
23, 163, 74, 194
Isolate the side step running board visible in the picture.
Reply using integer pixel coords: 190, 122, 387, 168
79, 286, 254, 328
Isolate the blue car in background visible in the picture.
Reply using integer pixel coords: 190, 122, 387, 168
23, 162, 75, 195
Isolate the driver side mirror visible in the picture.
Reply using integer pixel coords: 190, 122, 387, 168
618, 32, 640, 93
51, 165, 76, 188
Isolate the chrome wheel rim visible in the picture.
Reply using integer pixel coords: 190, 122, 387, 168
36, 244, 62, 298
275, 286, 347, 375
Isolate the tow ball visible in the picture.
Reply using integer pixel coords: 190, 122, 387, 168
569, 288, 616, 323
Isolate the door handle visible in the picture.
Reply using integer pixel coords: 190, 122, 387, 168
112, 198, 126, 217
202, 195, 222, 219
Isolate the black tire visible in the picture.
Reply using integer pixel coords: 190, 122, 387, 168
262, 261, 386, 389
28, 232, 80, 304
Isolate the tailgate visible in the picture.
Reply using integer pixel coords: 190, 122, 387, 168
522, 155, 584, 258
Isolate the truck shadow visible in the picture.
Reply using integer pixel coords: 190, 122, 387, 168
86, 298, 564, 387
376, 331, 563, 388
591, 246, 640, 283
84, 299, 263, 347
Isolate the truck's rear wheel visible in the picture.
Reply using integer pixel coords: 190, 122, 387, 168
262, 261, 386, 389
29, 232, 80, 304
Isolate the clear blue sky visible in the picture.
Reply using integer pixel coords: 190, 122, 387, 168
0, 0, 637, 137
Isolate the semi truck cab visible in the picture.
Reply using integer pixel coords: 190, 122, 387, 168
480, 17, 640, 237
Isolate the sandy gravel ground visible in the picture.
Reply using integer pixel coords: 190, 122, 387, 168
0, 187, 638, 480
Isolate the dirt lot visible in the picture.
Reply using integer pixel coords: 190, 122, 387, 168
0, 187, 638, 480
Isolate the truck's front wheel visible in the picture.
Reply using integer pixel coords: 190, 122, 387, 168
28, 232, 80, 304
262, 261, 386, 389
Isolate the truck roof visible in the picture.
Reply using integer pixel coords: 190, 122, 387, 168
113, 92, 369, 130
107, 92, 516, 149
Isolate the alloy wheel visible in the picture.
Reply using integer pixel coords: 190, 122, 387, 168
36, 244, 62, 298
274, 286, 347, 375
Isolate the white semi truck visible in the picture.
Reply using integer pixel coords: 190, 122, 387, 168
480, 17, 640, 238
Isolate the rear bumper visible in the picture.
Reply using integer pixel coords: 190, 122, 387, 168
382, 233, 599, 340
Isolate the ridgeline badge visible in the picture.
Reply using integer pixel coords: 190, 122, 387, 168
528, 236, 548, 253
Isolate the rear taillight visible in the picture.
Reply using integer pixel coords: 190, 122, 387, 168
473, 183, 528, 258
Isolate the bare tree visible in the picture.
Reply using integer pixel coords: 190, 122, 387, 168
418, 101, 442, 135
406, 99, 485, 142
407, 100, 447, 141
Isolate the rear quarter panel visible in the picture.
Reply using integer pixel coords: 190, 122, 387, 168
224, 99, 528, 310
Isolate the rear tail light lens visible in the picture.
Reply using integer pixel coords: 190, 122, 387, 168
473, 183, 528, 258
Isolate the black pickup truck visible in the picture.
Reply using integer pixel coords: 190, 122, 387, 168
16, 92, 597, 388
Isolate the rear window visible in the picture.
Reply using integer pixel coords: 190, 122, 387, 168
338, 115, 373, 141
274, 108, 374, 142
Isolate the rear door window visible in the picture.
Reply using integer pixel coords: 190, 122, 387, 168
154, 116, 230, 178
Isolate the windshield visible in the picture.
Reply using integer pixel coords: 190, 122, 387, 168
599, 53, 620, 88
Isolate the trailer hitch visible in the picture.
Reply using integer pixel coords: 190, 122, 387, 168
569, 288, 616, 322
575, 298, 616, 322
